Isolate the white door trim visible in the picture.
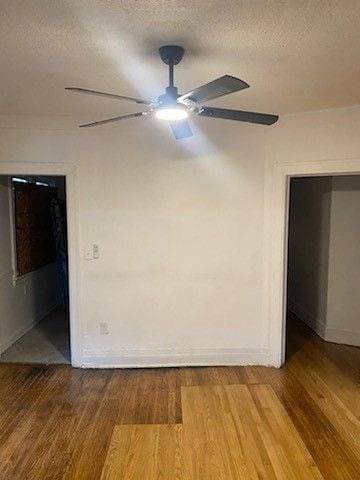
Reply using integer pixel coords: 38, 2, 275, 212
0, 162, 82, 367
266, 157, 360, 367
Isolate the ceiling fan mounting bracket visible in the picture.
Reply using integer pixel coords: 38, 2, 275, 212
159, 45, 185, 66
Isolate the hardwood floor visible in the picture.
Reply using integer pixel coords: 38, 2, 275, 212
0, 316, 359, 479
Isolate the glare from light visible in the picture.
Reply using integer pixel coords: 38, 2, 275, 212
12, 177, 27, 183
155, 106, 189, 121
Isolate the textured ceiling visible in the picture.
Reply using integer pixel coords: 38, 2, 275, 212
1, 0, 360, 117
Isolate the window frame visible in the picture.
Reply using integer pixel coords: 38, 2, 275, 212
9, 176, 56, 283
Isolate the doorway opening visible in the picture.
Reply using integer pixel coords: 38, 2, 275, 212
285, 174, 360, 360
0, 174, 70, 364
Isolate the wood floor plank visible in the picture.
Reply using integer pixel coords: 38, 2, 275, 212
320, 341, 360, 387
182, 384, 324, 479
244, 365, 360, 480
0, 318, 358, 479
290, 341, 360, 419
182, 385, 254, 480
250, 384, 323, 479
287, 350, 360, 458
100, 424, 183, 480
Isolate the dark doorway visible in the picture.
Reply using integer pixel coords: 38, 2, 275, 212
0, 175, 70, 364
286, 175, 360, 360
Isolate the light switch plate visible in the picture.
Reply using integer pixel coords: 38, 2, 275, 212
93, 244, 100, 259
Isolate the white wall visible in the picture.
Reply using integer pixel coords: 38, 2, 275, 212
287, 176, 332, 336
0, 105, 360, 366
266, 106, 360, 164
0, 176, 60, 353
326, 176, 360, 345
0, 116, 269, 366
268, 106, 360, 348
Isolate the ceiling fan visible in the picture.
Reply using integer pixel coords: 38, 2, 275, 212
65, 45, 278, 140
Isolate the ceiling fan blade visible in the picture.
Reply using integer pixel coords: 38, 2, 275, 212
169, 120, 193, 140
198, 107, 278, 125
178, 75, 249, 105
65, 87, 151, 105
79, 112, 146, 128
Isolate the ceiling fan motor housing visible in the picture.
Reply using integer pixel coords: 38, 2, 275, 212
158, 86, 179, 105
158, 45, 185, 65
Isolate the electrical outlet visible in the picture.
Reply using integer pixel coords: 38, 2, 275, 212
23, 284, 27, 295
84, 244, 100, 260
99, 322, 109, 335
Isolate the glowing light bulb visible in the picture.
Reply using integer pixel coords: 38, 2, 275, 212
155, 105, 188, 121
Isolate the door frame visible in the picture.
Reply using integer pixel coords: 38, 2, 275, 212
0, 162, 81, 366
266, 158, 360, 367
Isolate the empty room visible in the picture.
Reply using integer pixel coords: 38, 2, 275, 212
0, 1, 359, 479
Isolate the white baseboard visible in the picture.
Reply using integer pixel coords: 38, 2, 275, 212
0, 303, 59, 354
288, 299, 326, 339
289, 299, 360, 347
80, 347, 271, 368
325, 326, 360, 347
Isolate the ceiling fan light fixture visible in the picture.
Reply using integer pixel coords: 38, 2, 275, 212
155, 105, 188, 121
67, 45, 278, 137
